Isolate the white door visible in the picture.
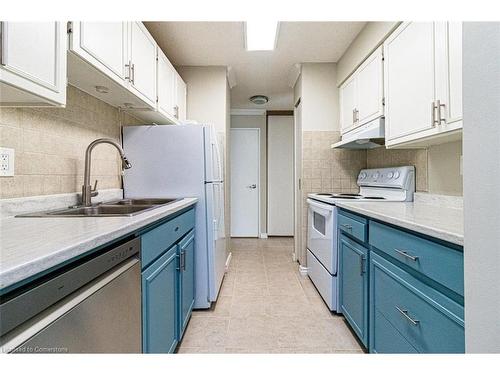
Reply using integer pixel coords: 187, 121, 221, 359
340, 75, 357, 133
175, 72, 187, 121
268, 115, 294, 236
157, 48, 176, 118
74, 22, 127, 82
356, 46, 384, 125
129, 22, 157, 106
384, 22, 436, 141
0, 22, 66, 106
230, 128, 260, 237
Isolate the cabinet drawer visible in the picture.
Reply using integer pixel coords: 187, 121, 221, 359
369, 221, 463, 296
141, 209, 195, 268
371, 309, 418, 353
338, 210, 367, 243
370, 252, 464, 353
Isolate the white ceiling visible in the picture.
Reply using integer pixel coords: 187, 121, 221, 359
145, 22, 366, 110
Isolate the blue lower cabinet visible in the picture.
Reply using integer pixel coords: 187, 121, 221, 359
178, 230, 195, 339
142, 245, 178, 353
339, 234, 369, 347
369, 252, 465, 353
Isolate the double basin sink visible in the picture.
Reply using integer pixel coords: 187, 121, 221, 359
18, 198, 181, 217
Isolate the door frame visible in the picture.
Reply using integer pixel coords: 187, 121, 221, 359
293, 99, 302, 263
230, 127, 261, 238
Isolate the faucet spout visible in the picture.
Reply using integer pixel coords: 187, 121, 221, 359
82, 138, 131, 206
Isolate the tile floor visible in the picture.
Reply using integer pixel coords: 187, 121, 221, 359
177, 237, 365, 354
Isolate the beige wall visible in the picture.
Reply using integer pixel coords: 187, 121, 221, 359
0, 86, 141, 199
230, 114, 267, 235
300, 63, 339, 131
178, 66, 228, 134
337, 22, 400, 86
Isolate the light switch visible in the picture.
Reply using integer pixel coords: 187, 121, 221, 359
0, 147, 15, 177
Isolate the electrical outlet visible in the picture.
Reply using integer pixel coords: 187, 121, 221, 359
0, 147, 15, 177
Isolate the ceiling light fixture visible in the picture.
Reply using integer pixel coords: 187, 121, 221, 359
249, 95, 269, 105
245, 21, 279, 51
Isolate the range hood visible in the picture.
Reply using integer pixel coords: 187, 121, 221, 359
331, 118, 385, 149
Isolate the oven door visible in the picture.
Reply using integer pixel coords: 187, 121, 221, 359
307, 198, 337, 275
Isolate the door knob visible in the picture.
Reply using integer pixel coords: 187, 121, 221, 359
247, 184, 257, 189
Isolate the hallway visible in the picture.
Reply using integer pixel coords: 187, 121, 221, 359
177, 238, 364, 353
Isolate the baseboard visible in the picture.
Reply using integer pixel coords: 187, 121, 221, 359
260, 233, 268, 239
225, 252, 232, 273
298, 265, 308, 276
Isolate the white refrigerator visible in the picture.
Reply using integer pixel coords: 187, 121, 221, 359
122, 124, 227, 309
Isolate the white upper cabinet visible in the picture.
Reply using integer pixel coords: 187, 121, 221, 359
128, 22, 157, 106
384, 22, 463, 148
0, 22, 66, 106
339, 46, 383, 134
174, 72, 187, 122
356, 47, 384, 125
69, 22, 127, 83
157, 48, 176, 119
340, 75, 357, 133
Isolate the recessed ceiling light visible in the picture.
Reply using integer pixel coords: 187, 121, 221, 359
249, 95, 269, 105
245, 21, 279, 51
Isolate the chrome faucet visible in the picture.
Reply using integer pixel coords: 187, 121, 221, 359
81, 138, 132, 206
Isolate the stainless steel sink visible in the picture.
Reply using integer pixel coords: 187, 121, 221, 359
111, 198, 180, 206
16, 198, 182, 217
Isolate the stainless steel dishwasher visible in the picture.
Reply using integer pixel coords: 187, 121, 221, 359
0, 237, 142, 353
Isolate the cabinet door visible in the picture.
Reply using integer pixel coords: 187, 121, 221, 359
129, 22, 157, 106
435, 22, 463, 126
157, 48, 176, 118
384, 22, 436, 141
0, 22, 66, 106
340, 75, 357, 133
72, 22, 127, 82
175, 72, 187, 122
356, 46, 384, 125
142, 246, 178, 353
178, 230, 195, 339
339, 235, 368, 347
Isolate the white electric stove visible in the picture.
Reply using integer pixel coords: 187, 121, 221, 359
306, 166, 415, 312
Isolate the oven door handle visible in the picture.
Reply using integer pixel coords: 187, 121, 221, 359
307, 198, 334, 216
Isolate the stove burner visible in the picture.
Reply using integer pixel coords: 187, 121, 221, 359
337, 193, 362, 196
330, 195, 361, 199
362, 196, 386, 200
316, 193, 333, 196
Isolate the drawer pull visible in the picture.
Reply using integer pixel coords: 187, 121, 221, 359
174, 226, 180, 232
341, 224, 353, 231
395, 306, 420, 326
394, 248, 419, 261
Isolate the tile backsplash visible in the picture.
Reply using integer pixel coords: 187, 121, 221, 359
0, 86, 141, 199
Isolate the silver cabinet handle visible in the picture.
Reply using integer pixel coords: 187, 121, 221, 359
436, 99, 446, 124
352, 108, 356, 125
395, 306, 420, 325
125, 61, 132, 81
394, 248, 419, 261
246, 184, 257, 189
341, 224, 352, 231
173, 105, 179, 119
432, 101, 438, 126
181, 251, 186, 271
130, 63, 135, 85
360, 255, 366, 275
355, 109, 359, 122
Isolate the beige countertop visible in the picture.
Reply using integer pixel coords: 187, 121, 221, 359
0, 198, 198, 292
335, 200, 464, 246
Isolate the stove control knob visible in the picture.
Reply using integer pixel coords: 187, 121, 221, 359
360, 172, 367, 179
387, 172, 394, 179
373, 172, 379, 179
394, 171, 401, 179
